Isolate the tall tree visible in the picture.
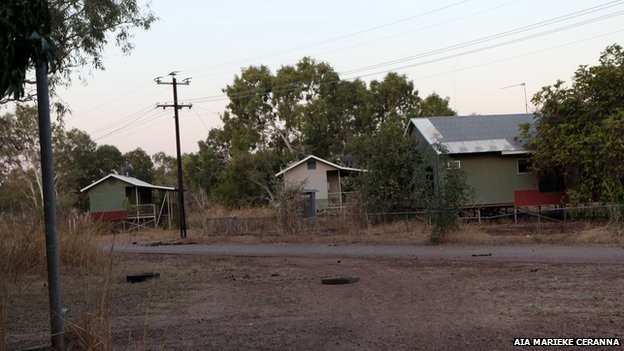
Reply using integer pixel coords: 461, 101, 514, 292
184, 129, 228, 197
523, 44, 624, 206
92, 144, 124, 180
369, 72, 421, 128
152, 151, 177, 186
53, 127, 97, 208
352, 119, 421, 212
123, 147, 154, 182
416, 92, 456, 117
0, 106, 44, 207
1, 0, 155, 108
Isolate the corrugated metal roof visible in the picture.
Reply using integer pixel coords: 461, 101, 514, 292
275, 155, 363, 177
409, 113, 534, 155
80, 174, 176, 193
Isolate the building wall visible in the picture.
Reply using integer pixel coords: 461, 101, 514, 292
88, 178, 129, 212
283, 160, 337, 209
455, 153, 538, 206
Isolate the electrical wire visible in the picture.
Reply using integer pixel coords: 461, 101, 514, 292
340, 0, 624, 75
184, 2, 624, 104
188, 0, 524, 82
182, 0, 473, 75
77, 1, 624, 143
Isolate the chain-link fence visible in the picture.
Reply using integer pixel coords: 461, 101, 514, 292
199, 204, 622, 237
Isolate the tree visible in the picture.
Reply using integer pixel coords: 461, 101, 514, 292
414, 145, 471, 243
184, 129, 228, 197
352, 119, 421, 213
0, 106, 43, 207
92, 144, 124, 180
523, 44, 624, 209
0, 0, 60, 101
1, 0, 155, 106
416, 92, 456, 117
53, 127, 97, 209
152, 151, 177, 186
123, 148, 154, 182
369, 72, 421, 127
0, 1, 69, 347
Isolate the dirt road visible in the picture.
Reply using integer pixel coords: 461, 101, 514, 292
10, 243, 624, 350
113, 243, 624, 263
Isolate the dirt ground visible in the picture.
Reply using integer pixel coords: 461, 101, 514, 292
7, 248, 624, 351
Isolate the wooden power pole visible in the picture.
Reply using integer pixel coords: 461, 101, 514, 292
156, 72, 192, 238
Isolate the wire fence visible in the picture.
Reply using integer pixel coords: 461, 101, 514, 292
200, 204, 622, 237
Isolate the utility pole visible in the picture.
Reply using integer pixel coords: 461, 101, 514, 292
156, 72, 192, 238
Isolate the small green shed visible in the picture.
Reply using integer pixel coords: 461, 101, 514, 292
80, 173, 176, 228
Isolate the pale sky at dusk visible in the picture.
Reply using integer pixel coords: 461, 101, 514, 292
55, 0, 624, 156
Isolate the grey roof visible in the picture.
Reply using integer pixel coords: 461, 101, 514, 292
80, 174, 176, 193
408, 113, 534, 155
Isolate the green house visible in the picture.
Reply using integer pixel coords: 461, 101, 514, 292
407, 114, 566, 209
80, 173, 176, 228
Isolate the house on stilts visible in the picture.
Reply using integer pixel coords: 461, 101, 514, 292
80, 173, 176, 230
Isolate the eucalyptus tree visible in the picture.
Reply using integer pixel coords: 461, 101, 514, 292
1, 0, 156, 108
522, 44, 624, 211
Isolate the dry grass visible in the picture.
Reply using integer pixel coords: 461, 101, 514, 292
444, 220, 624, 245
0, 213, 158, 351
2, 207, 622, 350
109, 206, 624, 247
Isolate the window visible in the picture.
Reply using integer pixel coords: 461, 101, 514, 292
307, 160, 316, 170
447, 160, 461, 169
517, 159, 532, 174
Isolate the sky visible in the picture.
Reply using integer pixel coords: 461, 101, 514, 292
55, 0, 624, 156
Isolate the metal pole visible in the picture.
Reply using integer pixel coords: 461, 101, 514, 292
172, 76, 188, 238
522, 83, 528, 113
35, 63, 65, 349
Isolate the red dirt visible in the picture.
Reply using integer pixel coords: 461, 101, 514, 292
7, 252, 624, 350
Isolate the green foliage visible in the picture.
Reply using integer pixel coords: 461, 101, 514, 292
53, 127, 97, 209
123, 148, 154, 182
92, 145, 124, 180
352, 120, 421, 212
415, 93, 456, 117
524, 44, 624, 209
1, 0, 155, 105
414, 146, 472, 244
152, 151, 177, 186
212, 57, 457, 208
369, 72, 421, 126
0, 0, 59, 99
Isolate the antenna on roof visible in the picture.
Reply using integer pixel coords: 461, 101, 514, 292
501, 82, 528, 113
122, 164, 133, 177
343, 154, 353, 167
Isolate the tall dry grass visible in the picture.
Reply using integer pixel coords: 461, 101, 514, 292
0, 212, 106, 351
178, 201, 624, 246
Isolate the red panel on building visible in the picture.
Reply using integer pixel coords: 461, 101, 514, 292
514, 189, 567, 207
91, 211, 129, 221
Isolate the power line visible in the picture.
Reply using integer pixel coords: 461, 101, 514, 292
410, 28, 624, 82
90, 105, 157, 139
340, 0, 624, 75
92, 26, 624, 143
93, 108, 167, 142
348, 10, 624, 80
182, 0, 473, 75
184, 3, 624, 104
188, 0, 525, 82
